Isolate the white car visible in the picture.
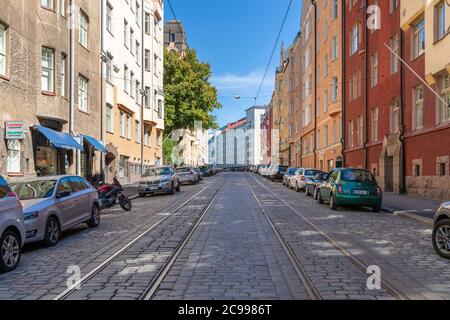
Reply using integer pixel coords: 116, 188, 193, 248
0, 176, 25, 273
288, 168, 324, 192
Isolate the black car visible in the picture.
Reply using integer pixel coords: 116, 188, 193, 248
305, 171, 327, 198
268, 165, 288, 181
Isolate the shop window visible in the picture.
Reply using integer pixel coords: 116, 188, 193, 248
7, 139, 21, 173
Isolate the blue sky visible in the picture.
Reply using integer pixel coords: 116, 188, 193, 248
165, 0, 303, 127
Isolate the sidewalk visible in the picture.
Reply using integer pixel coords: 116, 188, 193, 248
123, 183, 140, 200
382, 193, 444, 225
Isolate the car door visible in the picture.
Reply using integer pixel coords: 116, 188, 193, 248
71, 177, 92, 222
0, 177, 17, 218
55, 178, 78, 229
323, 171, 338, 201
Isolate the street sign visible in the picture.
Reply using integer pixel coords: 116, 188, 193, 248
5, 121, 25, 139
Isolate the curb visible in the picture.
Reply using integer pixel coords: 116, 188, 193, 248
383, 207, 433, 226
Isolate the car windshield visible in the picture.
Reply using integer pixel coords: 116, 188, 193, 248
305, 170, 323, 176
287, 168, 297, 175
11, 180, 57, 200
341, 169, 375, 182
145, 168, 171, 176
278, 166, 288, 172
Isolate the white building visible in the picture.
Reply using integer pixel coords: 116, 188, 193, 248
102, 0, 165, 183
246, 106, 267, 165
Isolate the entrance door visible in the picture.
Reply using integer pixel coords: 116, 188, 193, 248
385, 156, 394, 192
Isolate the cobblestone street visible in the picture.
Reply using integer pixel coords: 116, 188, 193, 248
0, 173, 449, 300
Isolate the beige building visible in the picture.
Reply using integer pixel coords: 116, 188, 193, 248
315, 0, 343, 171
102, 0, 164, 184
0, 0, 103, 182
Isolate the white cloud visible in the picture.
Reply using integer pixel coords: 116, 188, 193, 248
211, 69, 274, 94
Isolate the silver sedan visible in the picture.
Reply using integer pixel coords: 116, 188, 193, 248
11, 176, 100, 247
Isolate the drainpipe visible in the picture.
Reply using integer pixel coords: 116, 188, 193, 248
340, 0, 346, 167
399, 30, 406, 194
363, 1, 369, 170
311, 0, 317, 169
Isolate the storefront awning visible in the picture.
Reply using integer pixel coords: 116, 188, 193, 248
33, 126, 84, 151
80, 134, 107, 153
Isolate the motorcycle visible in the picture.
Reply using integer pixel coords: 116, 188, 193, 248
97, 176, 132, 211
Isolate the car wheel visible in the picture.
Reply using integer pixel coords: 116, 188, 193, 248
0, 230, 21, 273
318, 190, 324, 204
305, 186, 310, 196
314, 188, 319, 200
87, 204, 101, 228
176, 182, 181, 192
295, 182, 300, 192
433, 220, 450, 260
168, 183, 176, 195
330, 194, 338, 211
43, 217, 60, 247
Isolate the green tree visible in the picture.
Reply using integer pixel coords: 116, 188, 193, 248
164, 48, 221, 134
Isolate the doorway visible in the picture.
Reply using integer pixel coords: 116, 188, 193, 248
384, 156, 394, 192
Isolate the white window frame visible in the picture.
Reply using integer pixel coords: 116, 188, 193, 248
78, 75, 89, 112
413, 85, 424, 130
7, 139, 21, 174
41, 47, 55, 92
79, 10, 89, 48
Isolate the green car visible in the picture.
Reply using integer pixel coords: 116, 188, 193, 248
317, 168, 383, 212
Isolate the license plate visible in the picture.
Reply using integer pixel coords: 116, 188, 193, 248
148, 186, 159, 191
353, 190, 368, 195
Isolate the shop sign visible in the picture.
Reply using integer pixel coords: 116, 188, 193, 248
5, 121, 25, 140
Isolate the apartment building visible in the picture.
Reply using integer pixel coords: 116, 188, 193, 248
102, 0, 164, 184
0, 0, 103, 182
400, 0, 450, 200
299, 0, 316, 169
246, 106, 267, 166
261, 106, 273, 165
315, 0, 343, 172
289, 33, 302, 167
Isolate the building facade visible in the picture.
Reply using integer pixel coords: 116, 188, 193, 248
0, 0, 103, 183
102, 0, 164, 184
245, 106, 267, 166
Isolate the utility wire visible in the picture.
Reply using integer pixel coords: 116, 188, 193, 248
255, 0, 293, 105
166, 0, 189, 50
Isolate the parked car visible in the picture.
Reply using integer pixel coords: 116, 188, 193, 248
283, 168, 298, 186
289, 168, 324, 192
11, 176, 101, 247
193, 168, 203, 181
138, 166, 181, 197
316, 168, 383, 212
432, 202, 450, 259
305, 171, 326, 197
0, 176, 25, 273
268, 165, 288, 181
176, 167, 199, 185
199, 166, 211, 177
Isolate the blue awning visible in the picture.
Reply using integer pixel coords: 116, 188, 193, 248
81, 134, 107, 153
33, 126, 84, 151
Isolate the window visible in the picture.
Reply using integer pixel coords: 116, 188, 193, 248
439, 162, 447, 177
136, 41, 140, 65
371, 52, 378, 87
170, 32, 176, 42
145, 13, 151, 35
158, 100, 163, 119
324, 54, 328, 77
144, 86, 150, 108
135, 1, 140, 26
348, 120, 354, 148
135, 120, 140, 143
41, 47, 54, 92
78, 75, 88, 112
106, 104, 114, 133
412, 18, 425, 59
351, 24, 359, 55
357, 116, 363, 146
0, 23, 6, 76
7, 140, 20, 174
414, 85, 424, 129
124, 65, 128, 92
331, 77, 338, 102
324, 89, 329, 113
41, 0, 54, 10
157, 131, 162, 146
130, 28, 134, 53
435, 1, 446, 41
390, 0, 399, 14
371, 108, 378, 142
332, 0, 338, 20
124, 20, 128, 47
120, 111, 125, 137
390, 99, 400, 133
106, 2, 113, 33
130, 71, 134, 98
414, 164, 421, 177
60, 54, 66, 97
439, 74, 450, 123
126, 114, 131, 139
79, 10, 88, 48
324, 125, 329, 147
135, 80, 140, 105
331, 36, 338, 61
59, 0, 65, 16
144, 49, 150, 71
390, 34, 399, 74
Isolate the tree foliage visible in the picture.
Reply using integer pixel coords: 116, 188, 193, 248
163, 48, 221, 134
